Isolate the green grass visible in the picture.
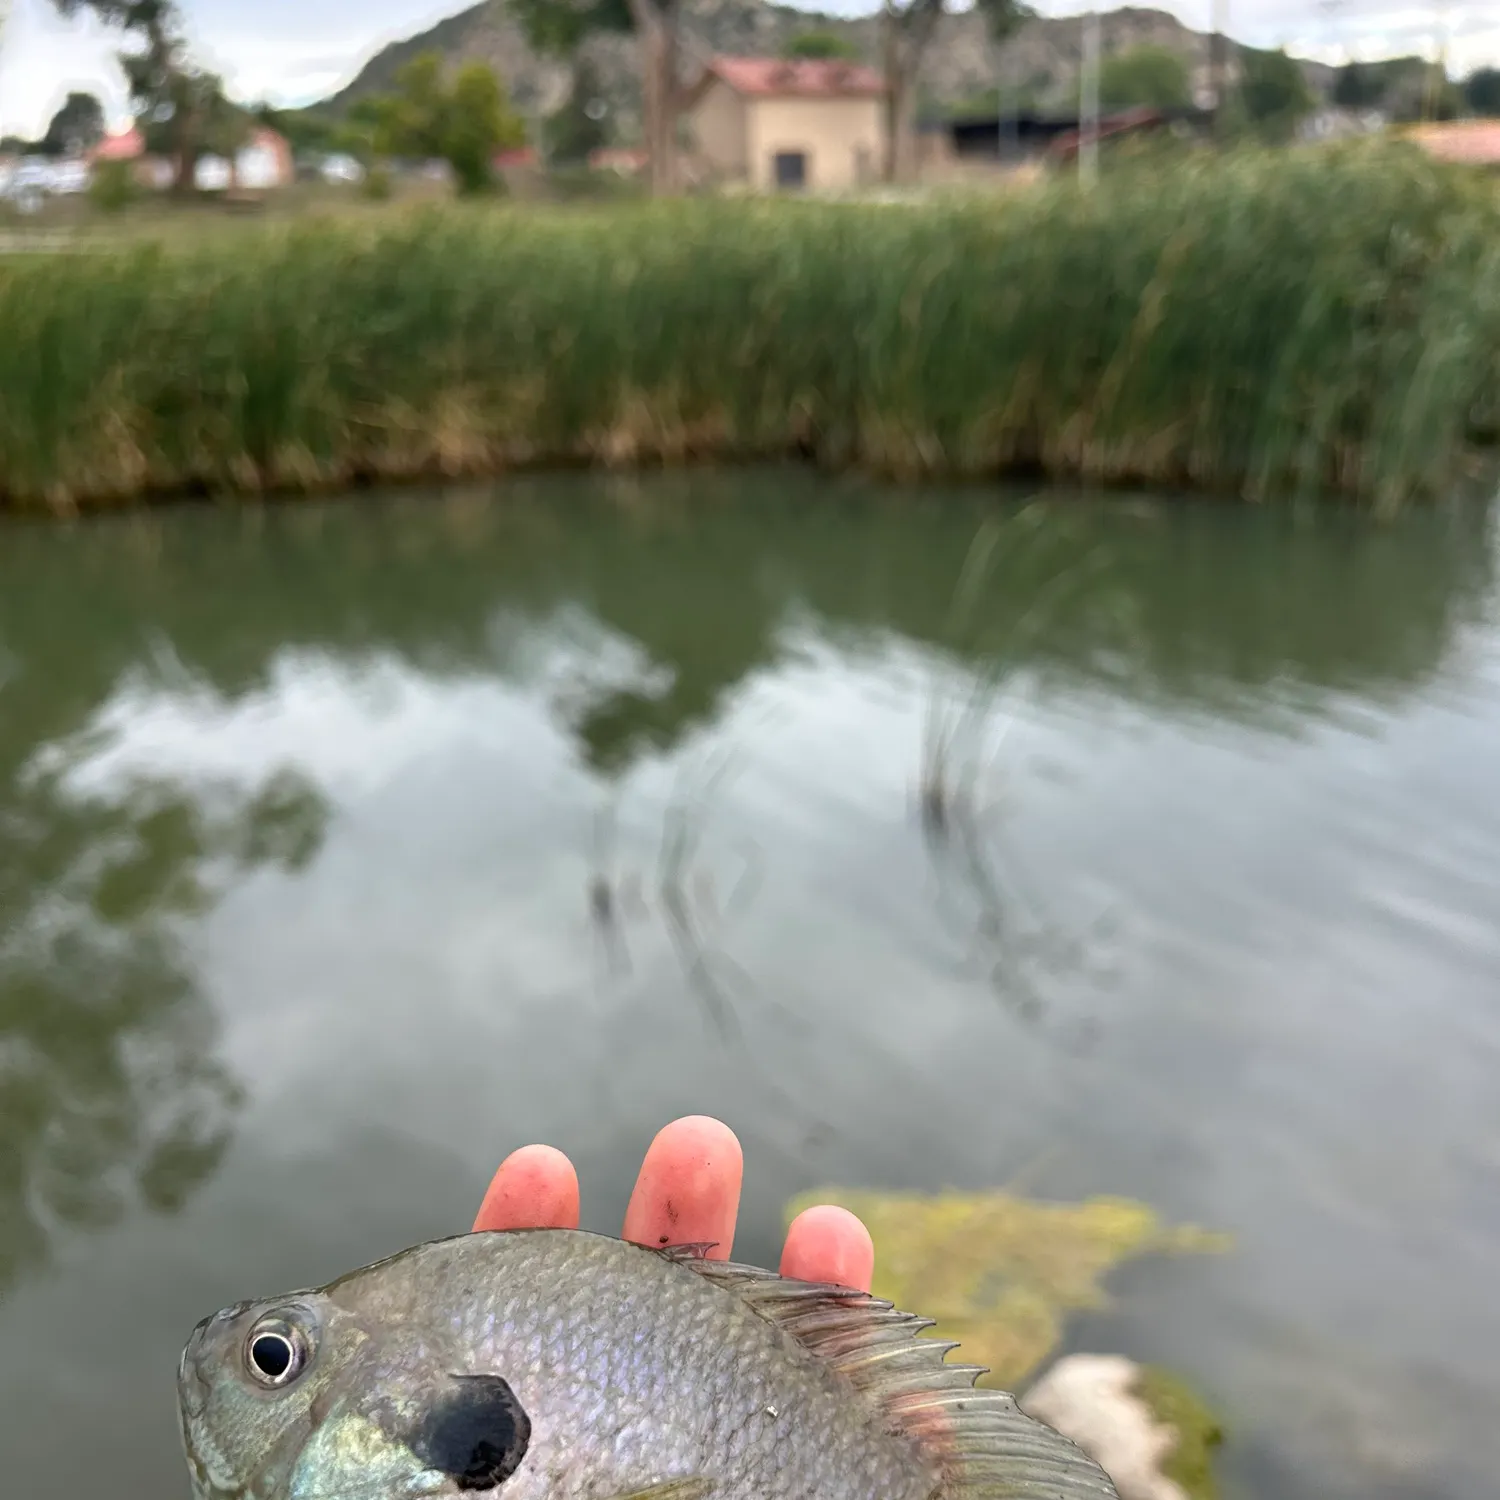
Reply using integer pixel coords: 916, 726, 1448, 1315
2, 141, 1497, 512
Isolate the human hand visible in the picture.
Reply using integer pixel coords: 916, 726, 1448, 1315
473, 1114, 875, 1292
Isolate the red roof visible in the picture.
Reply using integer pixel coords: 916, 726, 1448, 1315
91, 127, 145, 162
1403, 121, 1500, 166
698, 56, 884, 100
493, 146, 537, 168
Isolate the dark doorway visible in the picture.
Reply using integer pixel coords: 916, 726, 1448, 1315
773, 151, 807, 190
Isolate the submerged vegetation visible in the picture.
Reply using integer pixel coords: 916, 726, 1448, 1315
783, 1187, 1227, 1389
1134, 1365, 1226, 1500
1, 143, 1497, 512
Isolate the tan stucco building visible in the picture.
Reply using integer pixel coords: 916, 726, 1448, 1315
683, 56, 885, 193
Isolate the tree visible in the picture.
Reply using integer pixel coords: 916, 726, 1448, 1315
40, 91, 106, 156
543, 55, 611, 165
253, 102, 337, 157
361, 53, 525, 194
447, 62, 524, 191
781, 30, 860, 62
1467, 67, 1500, 117
49, 0, 242, 190
509, 0, 686, 195
1098, 45, 1191, 111
1237, 47, 1314, 141
1332, 61, 1385, 111
880, 0, 1031, 183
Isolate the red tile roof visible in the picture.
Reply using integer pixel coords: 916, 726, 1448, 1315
1403, 121, 1500, 166
91, 127, 145, 162
699, 56, 885, 100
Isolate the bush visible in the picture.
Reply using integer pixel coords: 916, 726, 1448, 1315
360, 164, 393, 201
88, 159, 137, 214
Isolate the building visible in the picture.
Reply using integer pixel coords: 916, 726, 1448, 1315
192, 127, 293, 192
1402, 120, 1500, 171
922, 105, 1213, 175
91, 126, 146, 164
683, 56, 885, 193
234, 127, 294, 190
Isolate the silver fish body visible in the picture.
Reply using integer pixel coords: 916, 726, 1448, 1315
179, 1228, 1117, 1500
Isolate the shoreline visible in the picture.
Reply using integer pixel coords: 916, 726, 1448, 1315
3, 144, 1496, 516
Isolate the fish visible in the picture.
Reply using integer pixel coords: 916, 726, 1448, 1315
178, 1227, 1118, 1500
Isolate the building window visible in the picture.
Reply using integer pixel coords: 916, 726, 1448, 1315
773, 151, 807, 190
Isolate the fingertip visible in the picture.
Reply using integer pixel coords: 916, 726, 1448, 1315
623, 1115, 744, 1258
780, 1205, 875, 1293
472, 1144, 580, 1233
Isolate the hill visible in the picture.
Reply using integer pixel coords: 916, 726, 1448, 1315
314, 2, 1336, 137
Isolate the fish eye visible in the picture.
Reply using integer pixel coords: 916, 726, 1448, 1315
243, 1317, 310, 1389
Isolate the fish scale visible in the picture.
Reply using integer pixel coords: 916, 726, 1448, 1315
179, 1228, 1118, 1500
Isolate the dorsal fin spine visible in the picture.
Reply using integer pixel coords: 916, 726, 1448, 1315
663, 1248, 1120, 1499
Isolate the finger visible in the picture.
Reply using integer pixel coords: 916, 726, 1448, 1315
780, 1205, 875, 1293
622, 1115, 743, 1259
472, 1144, 581, 1233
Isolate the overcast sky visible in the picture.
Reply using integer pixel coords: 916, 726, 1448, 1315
1, 0, 1496, 137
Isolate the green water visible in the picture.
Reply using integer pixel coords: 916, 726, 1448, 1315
2, 471, 1498, 1500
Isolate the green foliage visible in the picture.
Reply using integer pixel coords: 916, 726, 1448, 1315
780, 30, 860, 61
448, 63, 524, 192
974, 0, 1034, 45
41, 92, 106, 156
543, 58, 610, 166
0, 145, 1495, 512
361, 53, 525, 194
360, 162, 393, 200
254, 103, 337, 157
508, 0, 632, 57
1133, 1367, 1225, 1500
1332, 62, 1385, 111
88, 157, 137, 212
1468, 67, 1500, 117
1237, 47, 1314, 141
1099, 45, 1191, 111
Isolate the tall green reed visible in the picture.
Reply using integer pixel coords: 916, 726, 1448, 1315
0, 141, 1495, 511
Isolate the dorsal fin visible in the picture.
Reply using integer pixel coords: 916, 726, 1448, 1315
665, 1251, 1119, 1499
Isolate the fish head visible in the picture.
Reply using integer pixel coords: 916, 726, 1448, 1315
178, 1291, 362, 1500
178, 1286, 531, 1500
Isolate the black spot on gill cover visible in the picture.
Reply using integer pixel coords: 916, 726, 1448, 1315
411, 1374, 531, 1491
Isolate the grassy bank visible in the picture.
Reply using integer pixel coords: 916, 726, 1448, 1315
2, 143, 1497, 513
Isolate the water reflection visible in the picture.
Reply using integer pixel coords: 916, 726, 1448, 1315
0, 641, 330, 1292
0, 476, 1495, 1500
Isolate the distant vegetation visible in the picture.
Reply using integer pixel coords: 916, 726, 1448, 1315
0, 144, 1495, 513
1099, 45, 1192, 111
780, 30, 862, 61
346, 53, 526, 193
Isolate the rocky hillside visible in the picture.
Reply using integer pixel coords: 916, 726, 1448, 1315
317, 2, 1334, 137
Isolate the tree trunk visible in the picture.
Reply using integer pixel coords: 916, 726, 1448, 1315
880, 58, 917, 183
631, 0, 680, 196
879, 0, 943, 185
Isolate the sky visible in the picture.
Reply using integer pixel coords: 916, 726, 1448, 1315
1, 0, 1497, 138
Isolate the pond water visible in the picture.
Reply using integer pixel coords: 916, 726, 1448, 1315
2, 472, 1498, 1500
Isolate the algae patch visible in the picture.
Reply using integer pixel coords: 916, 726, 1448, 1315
1134, 1365, 1225, 1500
785, 1188, 1228, 1390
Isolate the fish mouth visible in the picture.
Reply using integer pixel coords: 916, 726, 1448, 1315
179, 1302, 252, 1419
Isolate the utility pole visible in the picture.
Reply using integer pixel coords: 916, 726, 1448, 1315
1079, 8, 1101, 188
1210, 0, 1229, 141
1423, 0, 1450, 120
